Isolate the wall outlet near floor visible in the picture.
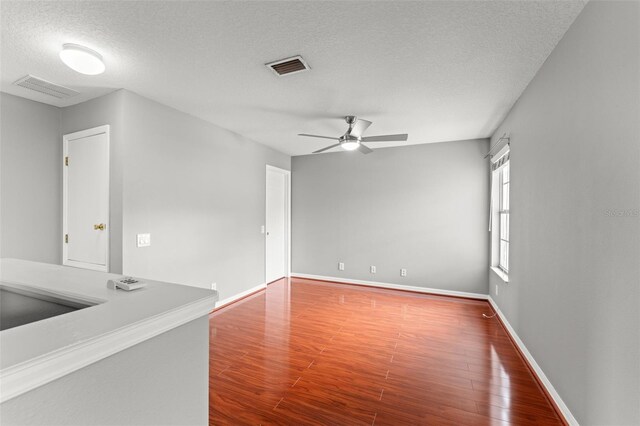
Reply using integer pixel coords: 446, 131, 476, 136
400, 268, 407, 277
211, 282, 217, 291
495, 284, 499, 295
338, 262, 345, 271
370, 265, 376, 274
136, 233, 151, 247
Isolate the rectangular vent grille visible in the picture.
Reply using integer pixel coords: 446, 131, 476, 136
266, 55, 310, 76
13, 75, 79, 99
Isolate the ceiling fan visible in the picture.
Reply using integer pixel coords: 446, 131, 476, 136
299, 116, 408, 154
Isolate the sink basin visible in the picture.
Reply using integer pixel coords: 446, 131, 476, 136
0, 282, 97, 331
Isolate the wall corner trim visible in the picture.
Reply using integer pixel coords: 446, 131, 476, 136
291, 273, 488, 300
487, 297, 578, 425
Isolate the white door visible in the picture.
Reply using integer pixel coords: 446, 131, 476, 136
265, 166, 290, 284
63, 125, 110, 271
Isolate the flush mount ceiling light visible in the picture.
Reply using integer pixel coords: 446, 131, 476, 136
59, 44, 105, 75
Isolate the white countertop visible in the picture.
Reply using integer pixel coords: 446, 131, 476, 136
0, 259, 218, 403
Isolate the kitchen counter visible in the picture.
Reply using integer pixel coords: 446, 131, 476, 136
0, 258, 218, 403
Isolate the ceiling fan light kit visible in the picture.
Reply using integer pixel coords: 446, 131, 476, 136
340, 138, 360, 151
341, 142, 359, 151
298, 116, 408, 154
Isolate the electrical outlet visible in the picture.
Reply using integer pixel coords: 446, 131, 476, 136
136, 233, 151, 247
495, 284, 499, 295
211, 282, 217, 291
370, 265, 376, 274
400, 268, 407, 277
338, 262, 345, 271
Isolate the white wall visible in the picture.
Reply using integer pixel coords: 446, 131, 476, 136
489, 2, 640, 424
119, 91, 290, 300
0, 93, 61, 264
0, 317, 209, 425
292, 139, 489, 295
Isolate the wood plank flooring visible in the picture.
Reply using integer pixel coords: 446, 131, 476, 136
209, 278, 563, 425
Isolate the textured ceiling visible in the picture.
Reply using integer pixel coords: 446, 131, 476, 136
1, 1, 586, 156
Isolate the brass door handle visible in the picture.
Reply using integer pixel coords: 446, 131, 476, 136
94, 223, 106, 231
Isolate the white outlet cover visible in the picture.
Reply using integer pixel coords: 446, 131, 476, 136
136, 233, 151, 247
338, 262, 345, 271
370, 266, 376, 274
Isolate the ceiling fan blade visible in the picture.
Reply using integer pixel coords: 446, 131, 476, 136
349, 119, 372, 138
357, 144, 373, 154
299, 133, 339, 141
361, 134, 408, 142
312, 143, 341, 154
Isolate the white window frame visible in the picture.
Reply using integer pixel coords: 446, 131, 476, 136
498, 162, 510, 274
490, 146, 510, 283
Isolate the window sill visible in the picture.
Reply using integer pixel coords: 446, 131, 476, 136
491, 267, 509, 283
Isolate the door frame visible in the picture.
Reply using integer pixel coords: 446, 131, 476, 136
265, 165, 291, 282
62, 125, 110, 272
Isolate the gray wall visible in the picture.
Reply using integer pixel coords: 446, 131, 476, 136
0, 93, 61, 264
61, 90, 125, 273
0, 316, 209, 426
119, 91, 290, 300
292, 139, 489, 295
3, 89, 290, 301
489, 2, 640, 424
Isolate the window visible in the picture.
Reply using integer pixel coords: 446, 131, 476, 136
498, 162, 510, 273
490, 147, 509, 282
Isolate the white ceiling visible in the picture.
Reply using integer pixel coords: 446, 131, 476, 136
1, 1, 586, 156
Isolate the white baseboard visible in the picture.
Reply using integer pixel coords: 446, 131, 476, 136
214, 283, 266, 309
488, 297, 577, 425
291, 272, 488, 300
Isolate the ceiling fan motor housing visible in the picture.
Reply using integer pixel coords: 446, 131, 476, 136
340, 134, 360, 143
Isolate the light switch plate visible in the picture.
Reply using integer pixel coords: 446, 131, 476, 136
137, 233, 151, 247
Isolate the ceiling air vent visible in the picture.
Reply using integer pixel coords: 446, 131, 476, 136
265, 55, 310, 77
12, 75, 79, 99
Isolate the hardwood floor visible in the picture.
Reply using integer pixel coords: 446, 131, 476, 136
209, 278, 564, 425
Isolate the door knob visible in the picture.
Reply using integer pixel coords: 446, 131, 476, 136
94, 223, 106, 231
